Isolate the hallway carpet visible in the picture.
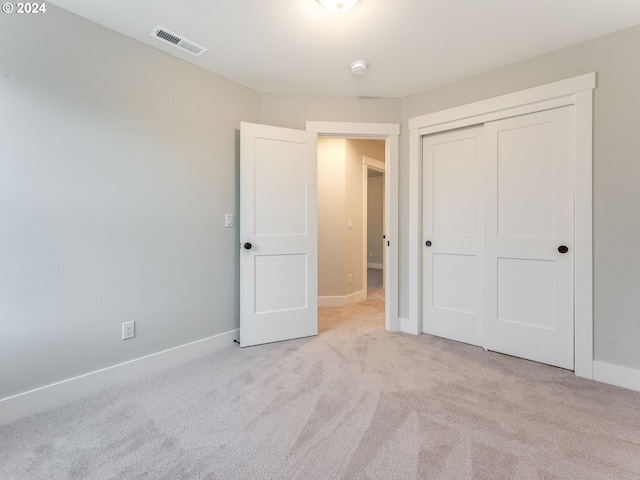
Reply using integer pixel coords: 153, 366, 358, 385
1, 296, 640, 479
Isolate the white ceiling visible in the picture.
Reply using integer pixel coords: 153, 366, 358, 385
49, 0, 640, 98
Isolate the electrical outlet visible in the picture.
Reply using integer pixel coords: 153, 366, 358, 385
122, 321, 135, 340
348, 274, 352, 284
369, 252, 373, 257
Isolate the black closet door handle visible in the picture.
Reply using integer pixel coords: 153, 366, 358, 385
558, 245, 568, 254
425, 240, 432, 247
244, 242, 252, 250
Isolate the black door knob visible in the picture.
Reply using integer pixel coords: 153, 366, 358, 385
425, 240, 432, 247
244, 242, 252, 250
558, 245, 568, 254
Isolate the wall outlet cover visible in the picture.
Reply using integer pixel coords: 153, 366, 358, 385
122, 321, 135, 340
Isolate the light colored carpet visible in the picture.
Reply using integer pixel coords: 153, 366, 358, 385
367, 267, 384, 301
1, 295, 640, 479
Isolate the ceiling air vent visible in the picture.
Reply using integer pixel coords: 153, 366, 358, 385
150, 25, 207, 57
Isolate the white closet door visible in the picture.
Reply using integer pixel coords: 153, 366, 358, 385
422, 126, 483, 346
483, 107, 575, 369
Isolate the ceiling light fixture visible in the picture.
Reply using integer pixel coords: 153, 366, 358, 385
317, 0, 360, 13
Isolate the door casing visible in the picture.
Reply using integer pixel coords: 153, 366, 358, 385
307, 122, 400, 332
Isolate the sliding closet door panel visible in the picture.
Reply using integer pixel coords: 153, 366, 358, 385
484, 107, 575, 369
423, 127, 483, 346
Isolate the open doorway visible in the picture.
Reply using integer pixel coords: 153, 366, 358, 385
316, 138, 385, 312
307, 121, 400, 333
239, 121, 398, 348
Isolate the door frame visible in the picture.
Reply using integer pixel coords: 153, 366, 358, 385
407, 73, 595, 379
307, 121, 400, 332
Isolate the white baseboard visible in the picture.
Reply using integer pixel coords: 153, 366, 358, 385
399, 316, 419, 335
0, 328, 239, 426
593, 360, 640, 393
367, 263, 383, 269
318, 290, 367, 307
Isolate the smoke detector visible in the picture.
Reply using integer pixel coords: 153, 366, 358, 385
351, 60, 368, 75
318, 0, 360, 12
150, 26, 207, 57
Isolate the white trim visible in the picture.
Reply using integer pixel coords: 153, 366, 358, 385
363, 155, 385, 172
408, 73, 596, 131
307, 121, 399, 137
307, 121, 400, 332
0, 329, 239, 426
593, 361, 640, 393
368, 263, 383, 269
408, 73, 595, 378
399, 316, 419, 335
385, 134, 399, 332
417, 96, 575, 137
573, 89, 594, 379
318, 290, 367, 307
408, 128, 423, 336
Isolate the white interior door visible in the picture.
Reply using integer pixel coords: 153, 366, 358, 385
484, 107, 575, 369
240, 122, 318, 347
422, 126, 483, 346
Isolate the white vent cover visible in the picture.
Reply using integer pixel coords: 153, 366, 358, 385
150, 26, 207, 57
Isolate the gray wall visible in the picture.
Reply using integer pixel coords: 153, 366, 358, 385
0, 5, 260, 397
260, 94, 400, 130
399, 24, 640, 371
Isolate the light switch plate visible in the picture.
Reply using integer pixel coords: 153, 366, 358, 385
225, 213, 234, 227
